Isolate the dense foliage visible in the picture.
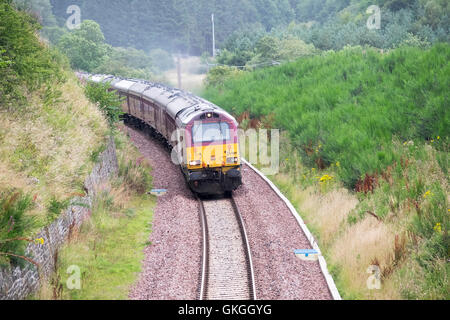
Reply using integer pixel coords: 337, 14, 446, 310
1, 1, 109, 268
57, 20, 110, 72
0, 191, 35, 268
48, 0, 296, 55
84, 82, 124, 127
95, 47, 155, 80
55, 19, 157, 77
204, 44, 449, 188
0, 0, 66, 108
215, 0, 449, 67
43, 0, 448, 57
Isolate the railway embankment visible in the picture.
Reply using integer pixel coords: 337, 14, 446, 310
202, 45, 449, 299
0, 138, 118, 300
1, 3, 154, 299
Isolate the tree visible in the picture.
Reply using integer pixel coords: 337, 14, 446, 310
84, 82, 124, 127
57, 20, 110, 72
277, 37, 316, 61
1, 0, 64, 107
13, 0, 57, 26
95, 47, 155, 79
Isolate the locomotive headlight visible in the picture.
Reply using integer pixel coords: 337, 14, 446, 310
226, 157, 239, 164
189, 160, 201, 166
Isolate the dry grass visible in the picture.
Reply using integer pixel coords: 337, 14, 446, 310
293, 185, 358, 247
273, 171, 404, 299
0, 73, 109, 228
32, 129, 155, 300
270, 139, 449, 300
329, 216, 401, 299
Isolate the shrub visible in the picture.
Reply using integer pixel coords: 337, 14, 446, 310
46, 196, 70, 224
114, 131, 153, 195
204, 66, 244, 88
57, 20, 111, 72
204, 44, 449, 188
95, 46, 155, 79
0, 191, 36, 268
84, 82, 124, 127
0, 0, 66, 108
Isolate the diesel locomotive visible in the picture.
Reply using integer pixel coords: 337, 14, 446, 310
81, 73, 242, 195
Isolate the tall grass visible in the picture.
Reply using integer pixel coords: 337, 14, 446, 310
0, 2, 109, 269
204, 44, 449, 188
268, 136, 448, 299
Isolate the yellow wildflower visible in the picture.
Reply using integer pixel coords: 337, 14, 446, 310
423, 191, 432, 198
319, 174, 333, 183
336, 161, 340, 168
437, 136, 440, 140
433, 223, 442, 234
35, 238, 45, 245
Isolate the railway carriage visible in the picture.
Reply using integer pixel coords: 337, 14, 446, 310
81, 73, 242, 195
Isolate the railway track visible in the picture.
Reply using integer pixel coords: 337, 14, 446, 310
198, 196, 257, 300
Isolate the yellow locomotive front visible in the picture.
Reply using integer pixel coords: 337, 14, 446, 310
181, 111, 242, 195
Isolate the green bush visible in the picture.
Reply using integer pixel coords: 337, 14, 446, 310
46, 196, 70, 224
204, 44, 449, 187
204, 66, 244, 88
0, 0, 66, 107
0, 191, 36, 268
95, 46, 155, 79
57, 20, 111, 72
84, 82, 124, 127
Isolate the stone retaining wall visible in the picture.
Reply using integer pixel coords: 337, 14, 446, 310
0, 137, 118, 300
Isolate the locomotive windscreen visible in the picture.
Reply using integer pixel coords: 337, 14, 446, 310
192, 122, 230, 143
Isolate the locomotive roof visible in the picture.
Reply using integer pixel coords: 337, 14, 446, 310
86, 74, 236, 126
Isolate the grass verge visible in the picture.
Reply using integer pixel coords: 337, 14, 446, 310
34, 130, 155, 300
268, 135, 448, 300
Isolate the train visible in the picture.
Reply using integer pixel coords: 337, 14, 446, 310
78, 73, 242, 195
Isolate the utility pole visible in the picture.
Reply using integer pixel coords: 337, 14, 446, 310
212, 13, 216, 57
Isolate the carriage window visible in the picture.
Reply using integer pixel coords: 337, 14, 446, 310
192, 122, 230, 143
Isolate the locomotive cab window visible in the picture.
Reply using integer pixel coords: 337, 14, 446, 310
192, 122, 230, 143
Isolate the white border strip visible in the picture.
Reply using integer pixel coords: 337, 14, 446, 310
242, 159, 342, 300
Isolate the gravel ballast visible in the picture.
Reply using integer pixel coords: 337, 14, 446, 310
234, 165, 333, 300
125, 125, 333, 300
126, 126, 201, 300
